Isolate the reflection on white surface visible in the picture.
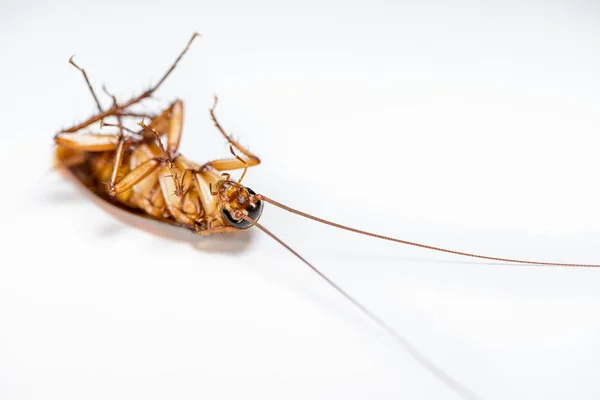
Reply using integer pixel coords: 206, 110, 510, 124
1, 1, 600, 399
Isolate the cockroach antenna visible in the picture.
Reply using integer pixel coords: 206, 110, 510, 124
253, 195, 600, 268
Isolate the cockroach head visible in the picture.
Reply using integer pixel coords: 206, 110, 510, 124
215, 180, 264, 229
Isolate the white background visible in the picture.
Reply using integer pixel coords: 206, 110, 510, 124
1, 1, 600, 399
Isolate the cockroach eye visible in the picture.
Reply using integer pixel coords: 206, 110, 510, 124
222, 187, 264, 229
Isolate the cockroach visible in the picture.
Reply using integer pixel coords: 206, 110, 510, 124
53, 33, 600, 400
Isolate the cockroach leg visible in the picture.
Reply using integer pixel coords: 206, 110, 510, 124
166, 100, 183, 154
108, 157, 162, 196
209, 96, 261, 167
204, 158, 251, 172
61, 32, 200, 134
108, 136, 127, 192
181, 184, 200, 214
189, 170, 220, 217
229, 145, 248, 183
102, 85, 126, 138
138, 102, 177, 140
164, 168, 194, 197
177, 168, 194, 196
141, 100, 184, 155
99, 121, 141, 136
138, 122, 167, 154
54, 132, 124, 152
69, 56, 103, 113
157, 165, 197, 225
119, 112, 157, 120
138, 113, 190, 196
202, 98, 260, 201
148, 33, 200, 99
203, 145, 250, 183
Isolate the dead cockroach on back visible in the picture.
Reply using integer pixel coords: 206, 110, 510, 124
57, 93, 263, 235
53, 32, 600, 400
56, 34, 263, 235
